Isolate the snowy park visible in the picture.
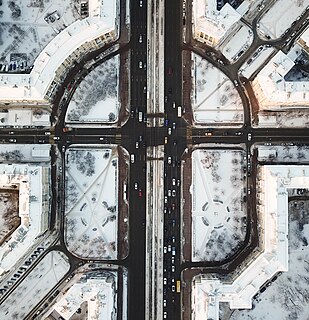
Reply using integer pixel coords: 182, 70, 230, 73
0, 0, 80, 70
65, 55, 120, 124
191, 148, 247, 262
64, 146, 119, 260
191, 53, 243, 125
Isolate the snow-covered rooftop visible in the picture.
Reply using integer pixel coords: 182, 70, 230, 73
192, 165, 309, 320
0, 161, 50, 277
193, 0, 241, 46
253, 50, 309, 109
0, 0, 119, 103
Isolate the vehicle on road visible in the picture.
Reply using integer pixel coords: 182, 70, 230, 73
172, 190, 176, 197
167, 67, 173, 75
9, 138, 16, 142
248, 133, 252, 141
131, 154, 135, 163
139, 34, 143, 43
139, 61, 143, 69
138, 189, 142, 197
139, 0, 143, 7
177, 106, 182, 117
176, 280, 181, 293
168, 127, 172, 135
134, 182, 138, 190
167, 156, 172, 164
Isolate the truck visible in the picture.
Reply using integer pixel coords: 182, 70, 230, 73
176, 280, 181, 293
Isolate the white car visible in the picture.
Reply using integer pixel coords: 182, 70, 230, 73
139, 34, 143, 43
164, 278, 167, 285
163, 311, 167, 319
139, 61, 143, 69
134, 182, 138, 190
139, 0, 143, 7
168, 244, 171, 252
172, 178, 176, 186
163, 299, 167, 307
171, 265, 175, 272
167, 156, 172, 164
248, 133, 252, 141
164, 246, 167, 254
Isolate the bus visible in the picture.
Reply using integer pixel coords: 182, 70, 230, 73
176, 280, 181, 293
177, 106, 182, 118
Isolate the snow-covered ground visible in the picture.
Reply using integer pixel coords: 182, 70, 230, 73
258, 110, 309, 128
0, 250, 70, 319
64, 146, 118, 259
191, 54, 244, 125
257, 144, 309, 163
219, 24, 253, 62
221, 197, 309, 320
0, 0, 79, 70
0, 144, 50, 162
65, 55, 120, 125
257, 0, 309, 39
191, 148, 247, 262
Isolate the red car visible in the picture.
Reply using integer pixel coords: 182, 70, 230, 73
167, 67, 173, 76
138, 190, 142, 197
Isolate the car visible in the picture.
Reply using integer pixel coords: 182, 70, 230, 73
135, 142, 139, 149
54, 136, 60, 140
171, 257, 175, 264
168, 87, 172, 94
171, 265, 175, 272
163, 299, 167, 307
45, 131, 51, 135
164, 246, 167, 254
234, 80, 239, 87
168, 189, 171, 197
9, 131, 14, 135
168, 128, 172, 135
167, 67, 173, 75
167, 156, 172, 164
164, 136, 168, 144
139, 34, 143, 43
248, 133, 252, 141
172, 178, 176, 186
172, 246, 176, 255
177, 179, 180, 187
172, 236, 176, 243
139, 61, 143, 69
164, 196, 168, 204
172, 190, 176, 197
172, 219, 176, 227
248, 187, 251, 195
134, 182, 138, 190
139, 0, 143, 7
172, 203, 176, 210
206, 132, 212, 136
171, 285, 175, 292
9, 139, 16, 143
138, 190, 142, 197
164, 278, 167, 285
168, 244, 171, 252
235, 131, 243, 135
163, 311, 167, 319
